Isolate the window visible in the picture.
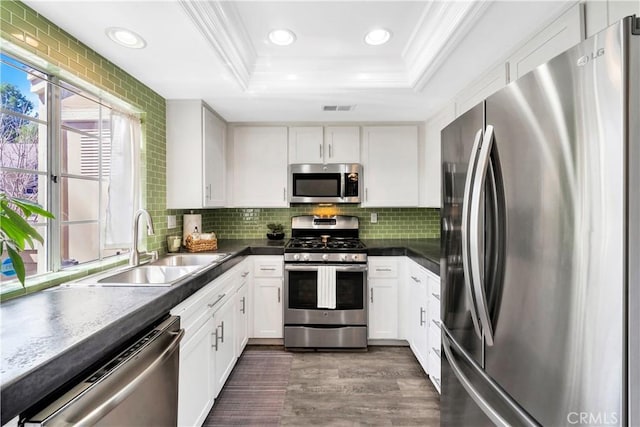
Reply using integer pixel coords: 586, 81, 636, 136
1, 54, 139, 291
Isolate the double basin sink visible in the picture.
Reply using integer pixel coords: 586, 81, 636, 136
76, 254, 230, 287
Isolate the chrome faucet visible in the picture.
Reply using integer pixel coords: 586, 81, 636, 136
130, 209, 156, 266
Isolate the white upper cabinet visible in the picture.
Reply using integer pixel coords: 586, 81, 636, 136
361, 126, 419, 207
507, 3, 584, 81
288, 126, 324, 163
229, 126, 289, 207
584, 0, 640, 37
422, 104, 455, 208
323, 126, 360, 164
288, 126, 360, 164
455, 64, 508, 118
166, 100, 225, 209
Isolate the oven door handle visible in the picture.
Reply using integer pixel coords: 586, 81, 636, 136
284, 264, 368, 272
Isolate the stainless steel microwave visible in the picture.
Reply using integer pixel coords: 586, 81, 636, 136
289, 163, 361, 203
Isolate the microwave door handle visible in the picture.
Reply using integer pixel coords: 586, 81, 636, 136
340, 173, 346, 199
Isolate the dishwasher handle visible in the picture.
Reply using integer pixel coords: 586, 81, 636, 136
73, 328, 184, 426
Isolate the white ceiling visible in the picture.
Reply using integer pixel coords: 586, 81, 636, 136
24, 0, 576, 122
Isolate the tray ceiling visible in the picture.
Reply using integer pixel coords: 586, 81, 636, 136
23, 0, 576, 122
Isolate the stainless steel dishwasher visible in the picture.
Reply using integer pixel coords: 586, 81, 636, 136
22, 316, 184, 427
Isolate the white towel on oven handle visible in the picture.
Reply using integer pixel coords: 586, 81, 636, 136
317, 266, 337, 309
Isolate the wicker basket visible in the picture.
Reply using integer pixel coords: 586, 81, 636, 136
184, 234, 218, 252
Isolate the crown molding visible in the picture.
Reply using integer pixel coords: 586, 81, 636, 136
403, 0, 492, 91
179, 0, 256, 91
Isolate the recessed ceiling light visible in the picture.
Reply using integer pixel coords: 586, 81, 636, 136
268, 29, 296, 46
105, 27, 146, 49
364, 28, 391, 46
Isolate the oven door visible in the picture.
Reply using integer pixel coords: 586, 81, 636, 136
284, 264, 367, 325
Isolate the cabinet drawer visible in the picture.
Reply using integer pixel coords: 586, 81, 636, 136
429, 273, 440, 297
429, 292, 441, 323
429, 348, 441, 394
254, 256, 283, 277
429, 319, 441, 350
368, 257, 398, 278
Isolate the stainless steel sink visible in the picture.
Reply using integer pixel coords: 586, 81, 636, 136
97, 265, 200, 286
150, 253, 229, 267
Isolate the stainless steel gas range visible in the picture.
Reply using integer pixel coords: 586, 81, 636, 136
283, 215, 368, 350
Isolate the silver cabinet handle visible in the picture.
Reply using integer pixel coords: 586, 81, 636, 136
283, 187, 286, 201
376, 268, 392, 272
241, 296, 246, 314
370, 288, 374, 303
207, 294, 226, 309
212, 330, 218, 350
470, 125, 496, 345
434, 378, 441, 388
461, 128, 484, 341
411, 275, 420, 283
277, 287, 281, 303
260, 267, 276, 271
219, 321, 225, 343
432, 293, 440, 301
432, 346, 441, 358
74, 328, 184, 426
365, 188, 368, 201
329, 143, 332, 158
320, 143, 323, 159
432, 319, 441, 329
420, 307, 426, 326
241, 271, 249, 278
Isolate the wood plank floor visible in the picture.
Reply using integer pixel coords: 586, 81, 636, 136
204, 346, 440, 426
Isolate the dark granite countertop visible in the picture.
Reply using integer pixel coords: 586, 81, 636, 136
363, 238, 440, 275
0, 237, 436, 423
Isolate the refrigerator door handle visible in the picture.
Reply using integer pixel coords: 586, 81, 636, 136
442, 332, 510, 427
443, 329, 540, 427
461, 128, 484, 339
470, 125, 496, 345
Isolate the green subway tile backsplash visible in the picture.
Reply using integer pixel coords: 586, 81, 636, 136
186, 207, 441, 240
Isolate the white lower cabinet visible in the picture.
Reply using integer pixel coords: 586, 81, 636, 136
235, 281, 249, 355
426, 269, 442, 393
367, 257, 400, 339
212, 295, 236, 397
407, 261, 429, 374
177, 315, 215, 427
252, 256, 284, 338
172, 259, 252, 427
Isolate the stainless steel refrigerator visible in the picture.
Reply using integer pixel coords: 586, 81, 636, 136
440, 16, 639, 426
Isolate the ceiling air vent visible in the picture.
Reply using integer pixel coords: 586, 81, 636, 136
322, 105, 355, 112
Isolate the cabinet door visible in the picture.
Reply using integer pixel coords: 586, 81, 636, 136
203, 107, 225, 207
362, 126, 419, 207
231, 126, 288, 207
508, 3, 584, 81
368, 278, 398, 339
166, 100, 204, 209
177, 316, 215, 427
253, 278, 283, 338
235, 282, 249, 355
324, 126, 360, 163
408, 267, 429, 373
288, 126, 324, 163
422, 104, 455, 208
212, 296, 236, 397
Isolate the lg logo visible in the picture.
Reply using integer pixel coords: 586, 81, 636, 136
577, 48, 605, 66
567, 412, 619, 425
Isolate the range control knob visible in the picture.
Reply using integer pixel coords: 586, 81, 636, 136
352, 254, 359, 261
340, 254, 348, 261
293, 254, 300, 261
303, 254, 310, 261
322, 254, 329, 261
